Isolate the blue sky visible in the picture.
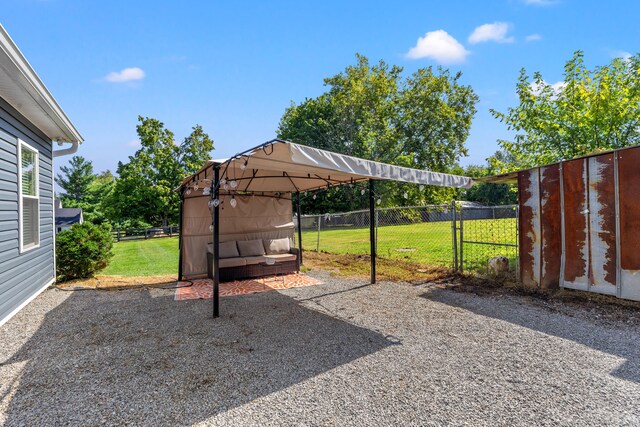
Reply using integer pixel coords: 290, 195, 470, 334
3, 0, 638, 179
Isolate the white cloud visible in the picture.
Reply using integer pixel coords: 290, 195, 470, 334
405, 30, 470, 64
105, 67, 145, 83
469, 22, 515, 44
525, 33, 542, 42
612, 50, 632, 60
530, 80, 566, 96
128, 139, 141, 148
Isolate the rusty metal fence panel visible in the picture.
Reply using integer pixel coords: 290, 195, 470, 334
617, 148, 640, 300
518, 168, 541, 287
561, 158, 590, 291
517, 146, 640, 301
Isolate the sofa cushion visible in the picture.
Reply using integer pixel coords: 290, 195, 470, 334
237, 239, 266, 257
263, 237, 291, 255
244, 256, 266, 265
264, 253, 297, 263
207, 241, 240, 259
219, 257, 247, 268
219, 241, 240, 258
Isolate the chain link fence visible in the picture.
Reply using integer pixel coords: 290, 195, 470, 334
298, 202, 519, 275
459, 205, 519, 274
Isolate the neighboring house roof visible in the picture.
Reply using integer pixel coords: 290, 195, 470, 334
0, 24, 83, 143
55, 207, 83, 227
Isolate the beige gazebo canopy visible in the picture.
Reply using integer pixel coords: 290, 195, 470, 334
182, 139, 474, 192
178, 139, 475, 317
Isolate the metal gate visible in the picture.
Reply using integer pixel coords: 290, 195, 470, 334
458, 205, 519, 274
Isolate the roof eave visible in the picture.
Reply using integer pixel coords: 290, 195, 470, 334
0, 24, 83, 143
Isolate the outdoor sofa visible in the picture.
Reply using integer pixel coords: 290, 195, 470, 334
207, 237, 300, 281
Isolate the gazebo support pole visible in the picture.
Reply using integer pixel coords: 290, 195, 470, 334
177, 188, 184, 282
296, 191, 303, 265
369, 179, 376, 284
213, 166, 220, 318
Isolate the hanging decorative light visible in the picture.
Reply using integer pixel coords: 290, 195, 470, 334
403, 192, 409, 199
209, 224, 214, 232
229, 196, 237, 208
203, 186, 210, 196
361, 189, 366, 196
212, 198, 220, 207
377, 198, 382, 205
220, 178, 227, 185
240, 160, 248, 170
223, 183, 229, 190
186, 189, 191, 196
419, 184, 425, 191
313, 194, 317, 200
194, 183, 199, 191
230, 180, 238, 189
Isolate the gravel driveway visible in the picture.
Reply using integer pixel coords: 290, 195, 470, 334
1, 271, 639, 426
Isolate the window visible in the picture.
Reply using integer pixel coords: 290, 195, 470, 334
18, 140, 39, 252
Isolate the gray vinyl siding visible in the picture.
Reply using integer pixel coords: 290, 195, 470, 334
0, 97, 55, 324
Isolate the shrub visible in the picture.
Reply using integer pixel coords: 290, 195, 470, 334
56, 222, 114, 282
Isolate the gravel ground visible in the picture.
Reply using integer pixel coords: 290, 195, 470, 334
1, 271, 639, 426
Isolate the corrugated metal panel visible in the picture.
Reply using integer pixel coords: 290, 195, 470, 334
561, 158, 589, 291
587, 154, 617, 295
517, 146, 640, 301
617, 147, 640, 301
540, 164, 561, 289
518, 168, 541, 287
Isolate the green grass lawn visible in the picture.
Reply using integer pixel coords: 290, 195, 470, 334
303, 217, 517, 270
303, 222, 454, 266
102, 237, 179, 276
102, 218, 517, 277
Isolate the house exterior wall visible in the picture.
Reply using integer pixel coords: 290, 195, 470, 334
517, 146, 640, 301
56, 225, 71, 234
0, 97, 55, 326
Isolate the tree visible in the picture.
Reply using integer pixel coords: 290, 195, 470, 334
83, 170, 115, 224
55, 157, 114, 224
458, 151, 517, 206
104, 117, 214, 226
55, 156, 95, 203
491, 51, 640, 170
180, 125, 215, 173
60, 170, 115, 225
278, 54, 478, 212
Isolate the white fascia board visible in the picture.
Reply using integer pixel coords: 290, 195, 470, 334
0, 24, 83, 143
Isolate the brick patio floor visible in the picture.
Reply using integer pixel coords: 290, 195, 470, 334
174, 273, 322, 300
